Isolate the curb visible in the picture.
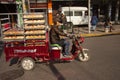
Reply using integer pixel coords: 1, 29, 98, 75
81, 32, 120, 37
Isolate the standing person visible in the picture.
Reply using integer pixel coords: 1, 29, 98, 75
50, 20, 71, 57
55, 8, 63, 23
104, 17, 115, 32
52, 10, 63, 30
91, 14, 98, 31
61, 13, 68, 33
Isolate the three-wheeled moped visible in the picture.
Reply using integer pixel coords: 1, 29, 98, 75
4, 31, 89, 71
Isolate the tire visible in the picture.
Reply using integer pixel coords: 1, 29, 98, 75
21, 57, 35, 71
78, 52, 89, 62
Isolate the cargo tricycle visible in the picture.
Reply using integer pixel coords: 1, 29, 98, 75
3, 31, 89, 71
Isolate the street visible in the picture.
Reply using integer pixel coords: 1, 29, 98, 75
0, 35, 120, 80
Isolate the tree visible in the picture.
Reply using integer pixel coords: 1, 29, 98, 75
115, 0, 120, 23
92, 0, 120, 22
101, 0, 119, 22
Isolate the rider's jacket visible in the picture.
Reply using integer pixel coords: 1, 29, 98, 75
49, 25, 67, 44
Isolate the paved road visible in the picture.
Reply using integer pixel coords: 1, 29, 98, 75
0, 35, 120, 80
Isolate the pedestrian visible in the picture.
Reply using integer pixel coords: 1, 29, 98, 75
91, 14, 98, 31
61, 13, 68, 33
49, 20, 71, 57
55, 8, 63, 23
104, 17, 115, 32
52, 10, 62, 26
53, 9, 68, 33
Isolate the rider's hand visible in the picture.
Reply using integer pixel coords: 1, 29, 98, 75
67, 34, 73, 38
67, 34, 70, 37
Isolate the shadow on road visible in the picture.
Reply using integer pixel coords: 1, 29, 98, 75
0, 50, 2, 58
0, 41, 4, 58
0, 69, 24, 80
9, 57, 19, 66
48, 63, 66, 80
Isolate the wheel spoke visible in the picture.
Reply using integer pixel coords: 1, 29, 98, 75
78, 53, 89, 62
21, 58, 35, 70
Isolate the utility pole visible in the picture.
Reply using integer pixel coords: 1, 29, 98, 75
48, 0, 53, 25
88, 0, 91, 33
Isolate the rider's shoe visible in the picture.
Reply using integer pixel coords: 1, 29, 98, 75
63, 55, 72, 58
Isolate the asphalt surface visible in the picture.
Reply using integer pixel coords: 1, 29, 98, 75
0, 35, 120, 80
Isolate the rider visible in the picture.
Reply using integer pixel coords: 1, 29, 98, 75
49, 20, 70, 57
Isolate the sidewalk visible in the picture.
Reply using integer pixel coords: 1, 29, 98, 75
73, 24, 120, 37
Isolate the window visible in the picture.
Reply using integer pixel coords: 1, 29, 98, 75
74, 11, 82, 16
64, 11, 73, 16
85, 11, 88, 16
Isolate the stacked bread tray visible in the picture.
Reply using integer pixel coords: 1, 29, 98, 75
3, 29, 24, 41
23, 13, 46, 40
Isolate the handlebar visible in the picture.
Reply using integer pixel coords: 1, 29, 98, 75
67, 34, 84, 43
67, 34, 80, 38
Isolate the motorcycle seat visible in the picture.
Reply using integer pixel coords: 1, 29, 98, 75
50, 44, 62, 50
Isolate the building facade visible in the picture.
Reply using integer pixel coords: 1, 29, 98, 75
0, 0, 120, 22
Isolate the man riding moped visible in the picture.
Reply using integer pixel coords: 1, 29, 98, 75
50, 20, 71, 57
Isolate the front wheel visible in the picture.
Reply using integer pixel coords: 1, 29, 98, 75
78, 52, 89, 62
21, 57, 35, 71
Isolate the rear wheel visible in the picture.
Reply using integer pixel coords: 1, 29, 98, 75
21, 57, 35, 71
78, 52, 89, 62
